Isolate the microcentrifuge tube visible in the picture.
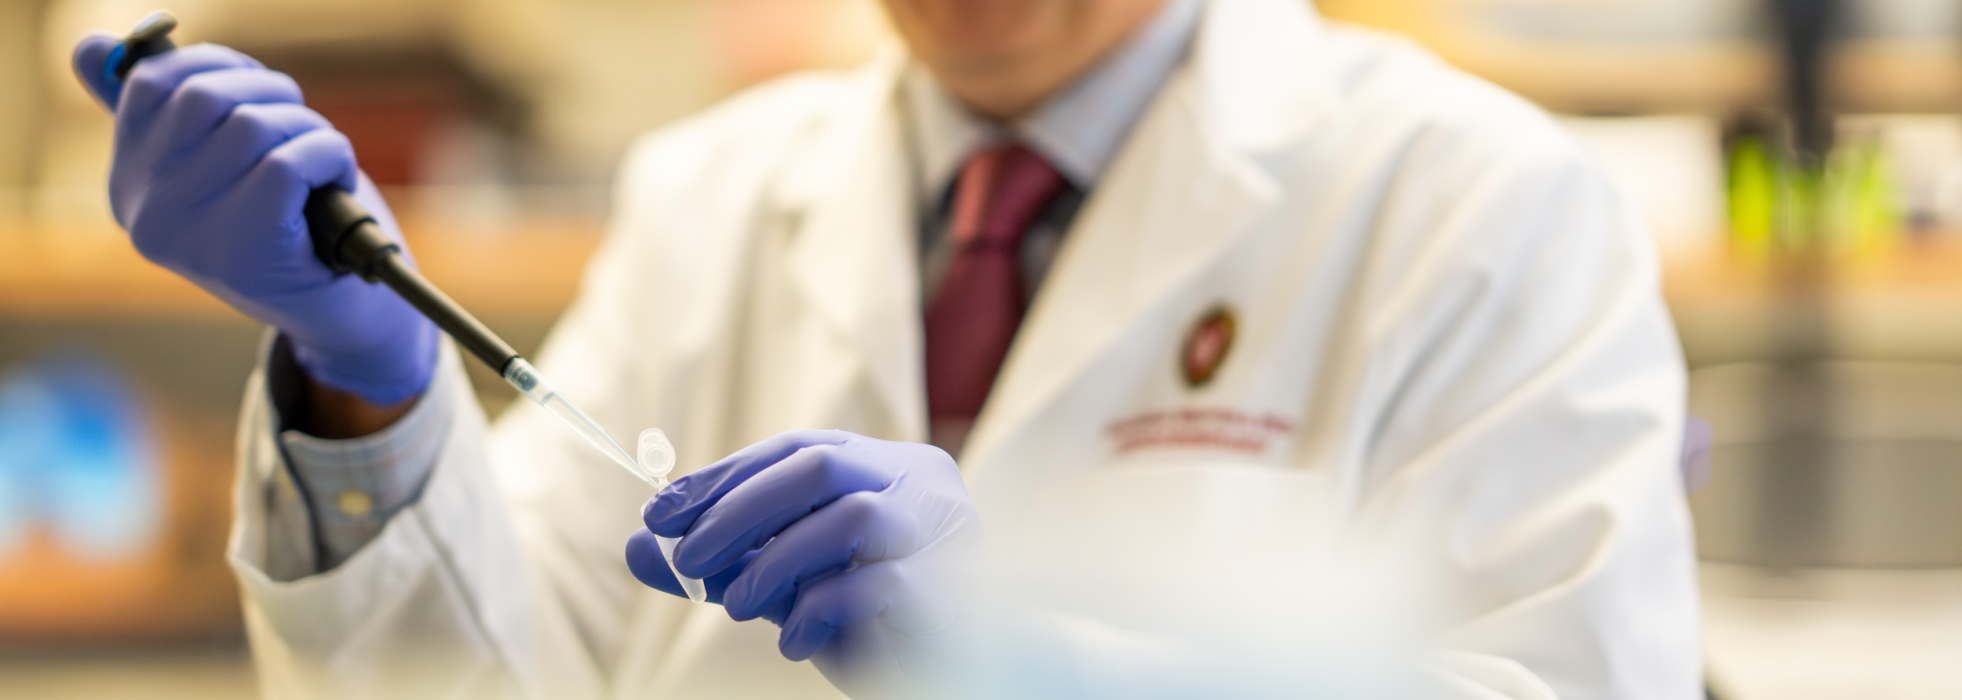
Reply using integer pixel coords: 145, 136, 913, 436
640, 428, 707, 603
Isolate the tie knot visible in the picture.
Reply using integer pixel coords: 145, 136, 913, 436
950, 144, 1066, 249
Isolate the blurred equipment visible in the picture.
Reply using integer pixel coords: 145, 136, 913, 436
1724, 116, 1901, 260
1772, 0, 1841, 169
0, 331, 246, 645
1693, 361, 1962, 568
0, 354, 161, 562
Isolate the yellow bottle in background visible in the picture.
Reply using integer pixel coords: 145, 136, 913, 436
1724, 126, 1903, 268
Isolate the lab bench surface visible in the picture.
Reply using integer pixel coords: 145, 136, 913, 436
0, 645, 257, 699
1703, 564, 1962, 700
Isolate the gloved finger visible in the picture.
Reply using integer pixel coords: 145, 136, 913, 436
777, 561, 908, 662
624, 529, 761, 607
625, 528, 695, 600
165, 102, 333, 203
235, 125, 359, 209
644, 429, 854, 537
161, 127, 354, 273
117, 44, 264, 124
72, 33, 124, 109
670, 441, 899, 579
148, 68, 305, 162
723, 489, 930, 622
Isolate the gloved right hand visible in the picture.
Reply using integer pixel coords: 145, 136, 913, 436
72, 35, 436, 405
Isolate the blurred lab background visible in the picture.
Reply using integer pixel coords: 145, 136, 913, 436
0, 0, 1959, 698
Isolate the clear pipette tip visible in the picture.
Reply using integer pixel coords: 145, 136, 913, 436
502, 359, 707, 602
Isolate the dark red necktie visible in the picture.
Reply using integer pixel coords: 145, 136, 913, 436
924, 144, 1065, 451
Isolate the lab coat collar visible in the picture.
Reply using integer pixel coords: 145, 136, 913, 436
1188, 0, 1338, 156
769, 46, 930, 442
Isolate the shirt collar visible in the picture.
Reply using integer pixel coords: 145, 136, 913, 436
902, 0, 1205, 199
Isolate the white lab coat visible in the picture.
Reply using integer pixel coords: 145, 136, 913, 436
224, 0, 1700, 698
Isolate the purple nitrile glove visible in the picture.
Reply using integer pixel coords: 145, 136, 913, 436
1681, 416, 1713, 494
72, 34, 436, 405
626, 430, 983, 694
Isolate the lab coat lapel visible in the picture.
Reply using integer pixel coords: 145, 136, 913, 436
773, 50, 928, 442
958, 0, 1338, 473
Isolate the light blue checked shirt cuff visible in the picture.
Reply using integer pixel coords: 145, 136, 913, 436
277, 364, 454, 572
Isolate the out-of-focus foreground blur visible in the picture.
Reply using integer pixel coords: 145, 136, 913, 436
0, 0, 1959, 698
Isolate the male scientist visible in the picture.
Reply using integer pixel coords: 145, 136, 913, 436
74, 0, 1699, 697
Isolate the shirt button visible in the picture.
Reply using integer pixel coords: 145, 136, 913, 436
336, 489, 375, 518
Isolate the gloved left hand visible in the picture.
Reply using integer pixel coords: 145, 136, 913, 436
626, 430, 983, 691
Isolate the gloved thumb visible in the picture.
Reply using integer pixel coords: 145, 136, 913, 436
72, 32, 125, 110
625, 530, 768, 612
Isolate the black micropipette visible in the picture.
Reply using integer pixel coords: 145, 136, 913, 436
112, 11, 648, 483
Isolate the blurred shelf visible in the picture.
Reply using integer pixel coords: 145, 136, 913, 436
1834, 42, 1962, 115
1319, 0, 1962, 114
1663, 238, 1962, 366
392, 216, 606, 316
0, 217, 604, 319
1665, 238, 1962, 298
1434, 39, 1962, 115
1441, 42, 1779, 115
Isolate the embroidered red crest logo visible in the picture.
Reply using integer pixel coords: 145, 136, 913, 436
1181, 306, 1236, 388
